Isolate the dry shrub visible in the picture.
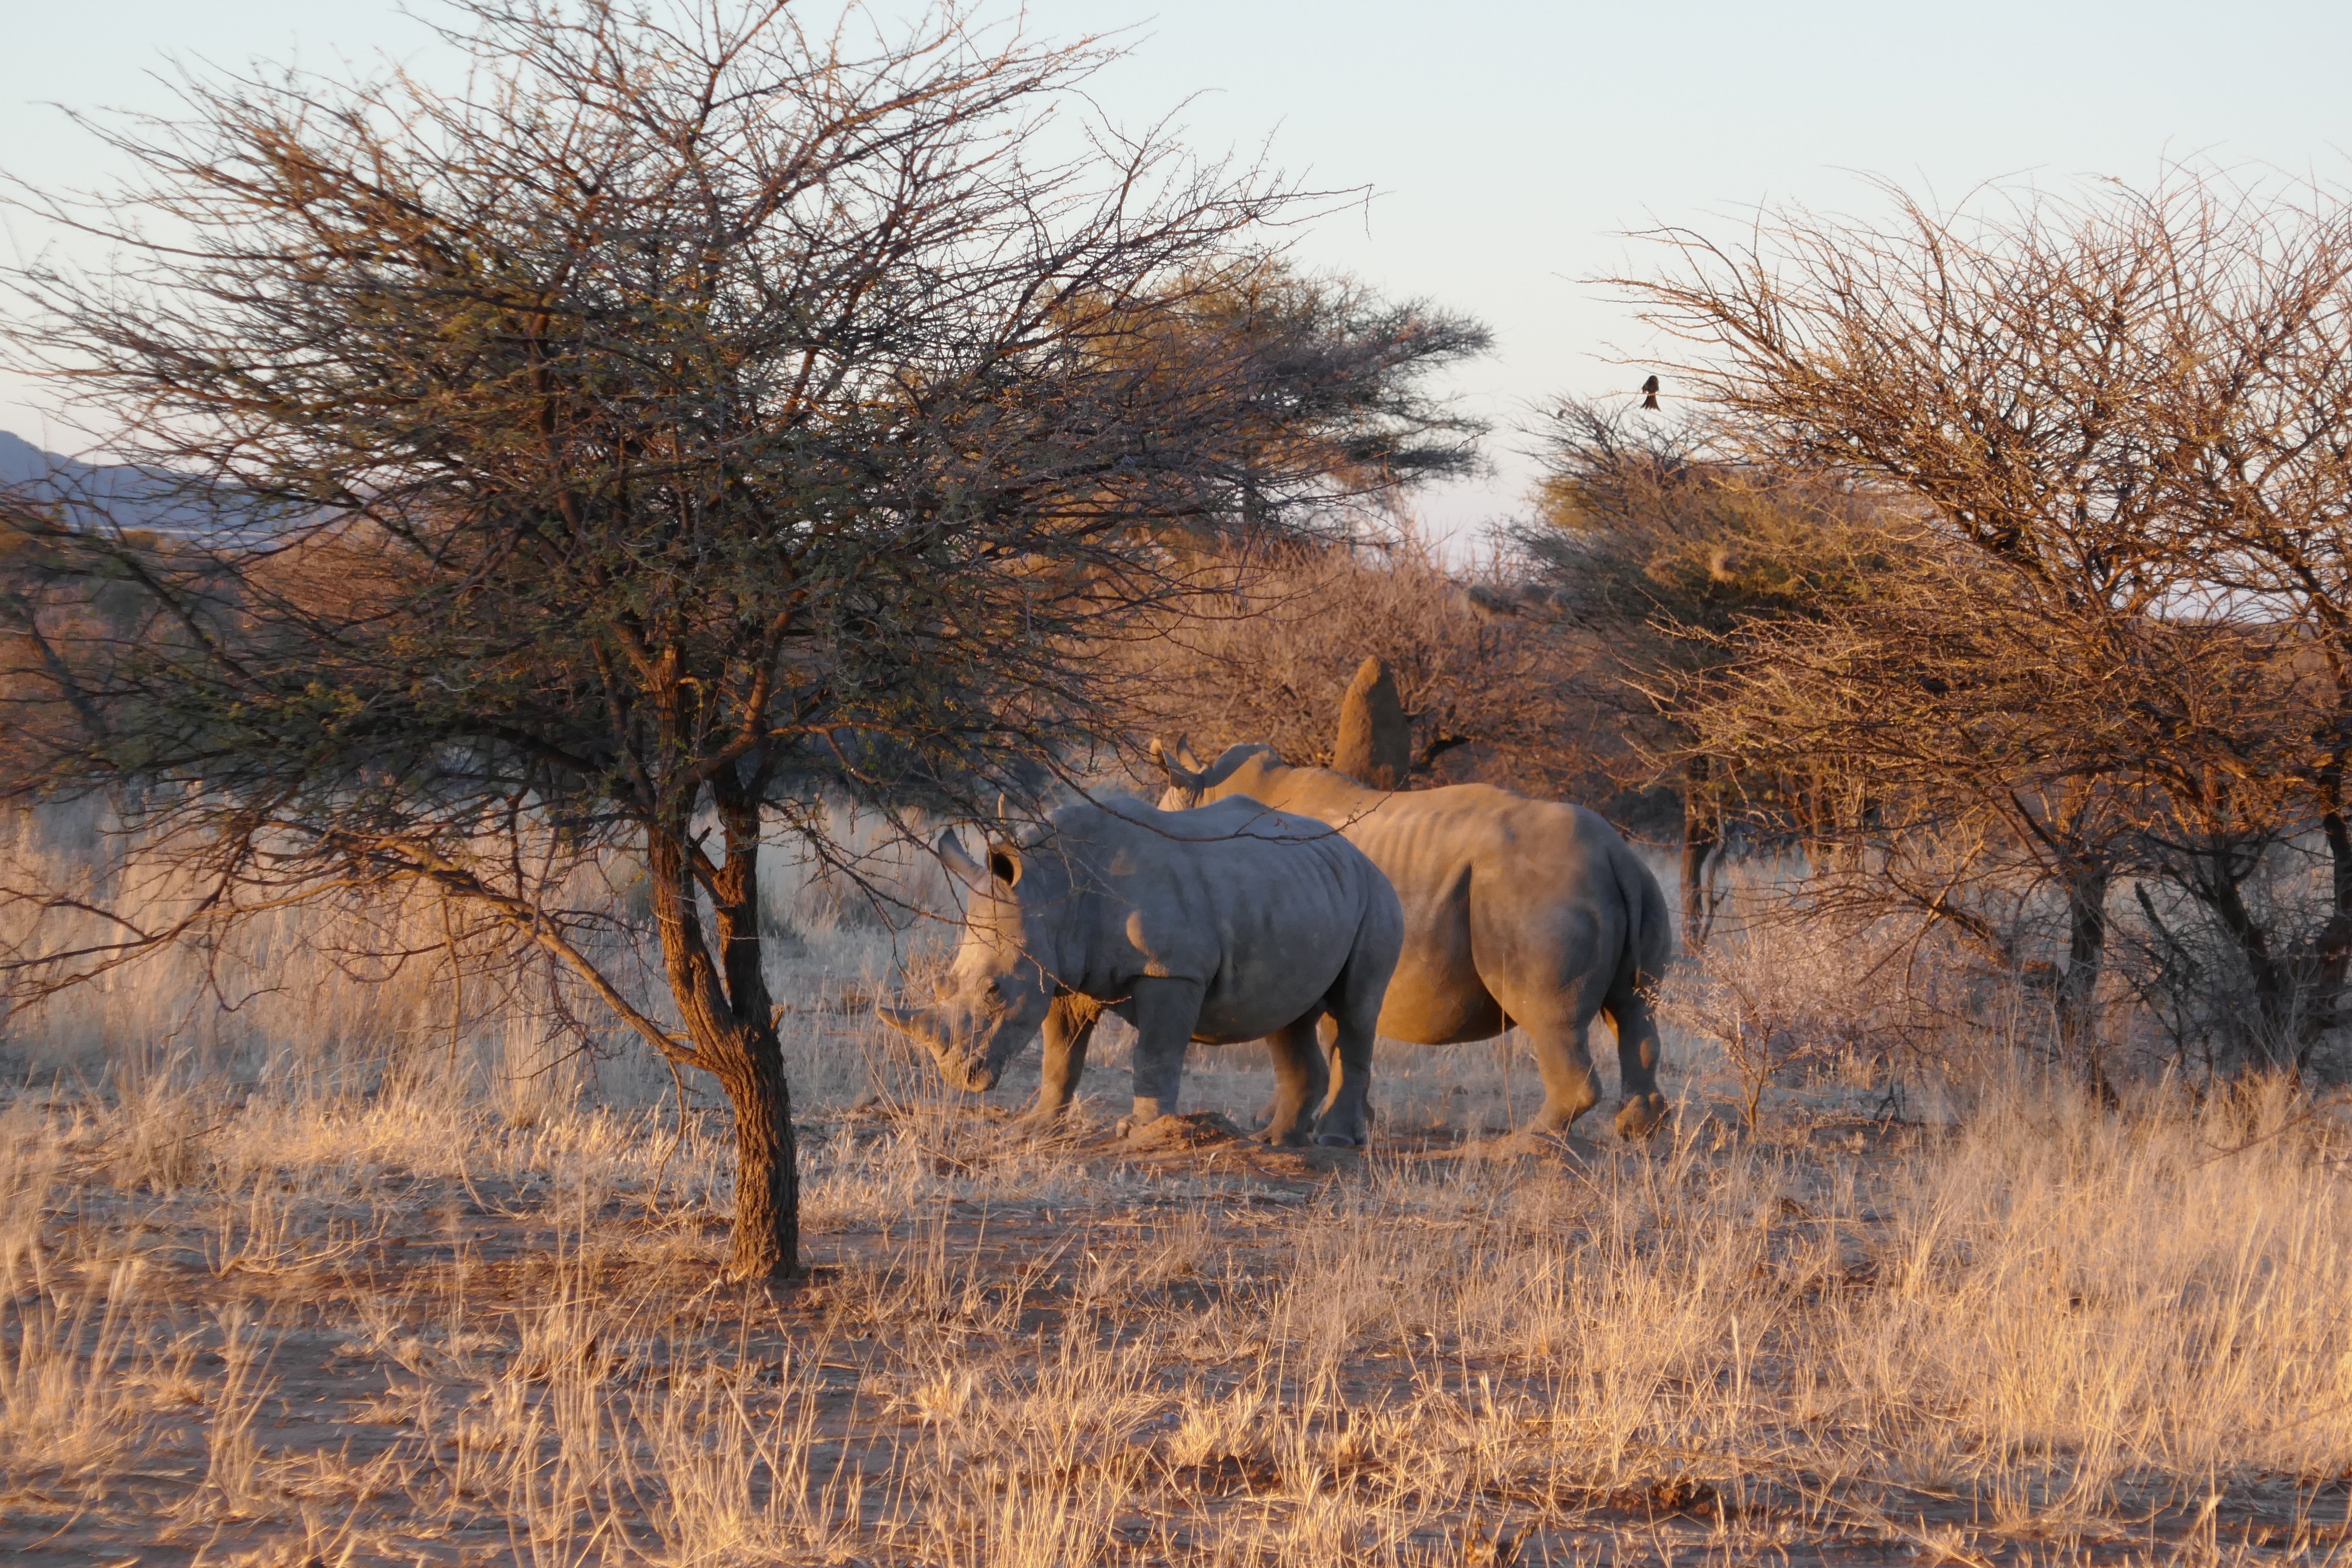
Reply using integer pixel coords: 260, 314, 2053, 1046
0, 1266, 140, 1477
0, 1099, 57, 1276
1667, 875, 1984, 1127
1114, 531, 1602, 798
1852, 1079, 2352, 1493
642, 1369, 865, 1564
0, 795, 959, 1126
1164, 1382, 1272, 1470
197, 1306, 280, 1521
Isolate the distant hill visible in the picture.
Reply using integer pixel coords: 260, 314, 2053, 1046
0, 429, 223, 536
0, 429, 107, 489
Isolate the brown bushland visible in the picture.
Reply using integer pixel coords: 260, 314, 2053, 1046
1686, 552, 2328, 1088
1112, 528, 1605, 802
0, 3, 1485, 1279
3, 23, 2348, 1567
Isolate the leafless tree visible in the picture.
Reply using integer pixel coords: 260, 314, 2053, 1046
0, 1, 1479, 1276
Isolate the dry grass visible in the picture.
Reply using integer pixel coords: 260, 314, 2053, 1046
3, 819, 2351, 1564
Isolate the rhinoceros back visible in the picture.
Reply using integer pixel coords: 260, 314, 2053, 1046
1035, 795, 1402, 1042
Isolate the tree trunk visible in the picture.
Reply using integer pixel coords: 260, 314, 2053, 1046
646, 787, 802, 1281
2308, 763, 2352, 1071
2324, 795, 2352, 959
709, 1025, 800, 1280
1680, 754, 1721, 950
2200, 847, 2303, 1075
2055, 867, 2113, 1099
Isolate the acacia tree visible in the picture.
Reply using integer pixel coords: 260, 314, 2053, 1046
1109, 260, 1492, 514
0, 1, 1472, 1277
1505, 400, 1902, 944
1620, 171, 2352, 1070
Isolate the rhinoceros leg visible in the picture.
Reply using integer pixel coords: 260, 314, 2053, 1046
1311, 951, 1385, 1147
1605, 976, 1669, 1138
1018, 993, 1102, 1131
1257, 1016, 1330, 1145
1313, 1007, 1376, 1146
1510, 995, 1606, 1136
1117, 977, 1205, 1137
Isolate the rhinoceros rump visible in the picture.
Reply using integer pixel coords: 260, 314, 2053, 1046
1157, 741, 1672, 1140
877, 796, 1404, 1145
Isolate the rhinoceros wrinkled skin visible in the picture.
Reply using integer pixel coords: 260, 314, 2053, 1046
876, 795, 1405, 1146
1156, 741, 1673, 1140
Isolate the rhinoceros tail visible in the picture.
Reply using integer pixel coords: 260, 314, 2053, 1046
1612, 839, 1676, 993
1603, 839, 1676, 1133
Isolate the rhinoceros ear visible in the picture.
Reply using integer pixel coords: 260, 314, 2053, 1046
986, 842, 1022, 888
936, 829, 987, 891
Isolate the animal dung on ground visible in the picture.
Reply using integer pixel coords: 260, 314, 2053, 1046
1118, 1109, 1248, 1150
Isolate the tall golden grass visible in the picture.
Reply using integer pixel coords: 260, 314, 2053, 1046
2, 804, 2348, 1562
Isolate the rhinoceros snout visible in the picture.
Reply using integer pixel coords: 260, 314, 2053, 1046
947, 1056, 1002, 1093
875, 1001, 1004, 1093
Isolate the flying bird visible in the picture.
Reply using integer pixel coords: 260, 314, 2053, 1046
1641, 374, 1661, 410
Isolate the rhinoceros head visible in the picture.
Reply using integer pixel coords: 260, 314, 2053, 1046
876, 829, 1057, 1092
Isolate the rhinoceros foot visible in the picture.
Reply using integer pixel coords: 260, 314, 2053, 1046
1614, 1093, 1669, 1139
1254, 1113, 1316, 1148
1311, 1103, 1369, 1147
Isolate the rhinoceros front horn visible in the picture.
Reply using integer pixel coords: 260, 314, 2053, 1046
935, 828, 988, 890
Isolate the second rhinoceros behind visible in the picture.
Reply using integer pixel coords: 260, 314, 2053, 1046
877, 795, 1404, 1146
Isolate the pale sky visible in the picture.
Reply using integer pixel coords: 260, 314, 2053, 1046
3, 0, 2347, 545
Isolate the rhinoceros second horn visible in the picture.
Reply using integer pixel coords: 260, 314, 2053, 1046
1333, 655, 1410, 791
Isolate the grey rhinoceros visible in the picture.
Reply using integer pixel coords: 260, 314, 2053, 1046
876, 795, 1405, 1146
1156, 741, 1672, 1139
